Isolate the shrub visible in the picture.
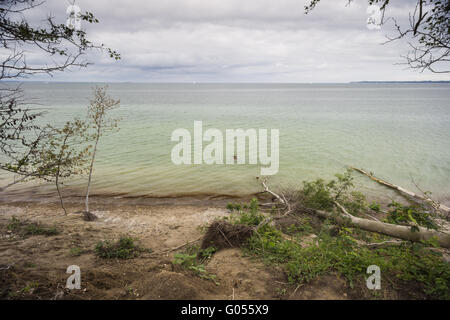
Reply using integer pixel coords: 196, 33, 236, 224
300, 169, 359, 211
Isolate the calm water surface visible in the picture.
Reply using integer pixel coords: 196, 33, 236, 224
1, 82, 449, 204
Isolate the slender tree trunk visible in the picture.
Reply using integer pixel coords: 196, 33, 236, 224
55, 175, 66, 215
85, 125, 101, 213
56, 136, 68, 215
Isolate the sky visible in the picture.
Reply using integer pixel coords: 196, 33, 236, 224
8, 0, 450, 83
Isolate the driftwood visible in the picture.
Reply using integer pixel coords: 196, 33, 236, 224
258, 178, 450, 249
351, 167, 450, 214
258, 177, 287, 206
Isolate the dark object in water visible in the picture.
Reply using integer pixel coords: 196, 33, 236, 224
201, 221, 253, 250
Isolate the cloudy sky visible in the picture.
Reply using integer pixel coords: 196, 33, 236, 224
15, 0, 450, 82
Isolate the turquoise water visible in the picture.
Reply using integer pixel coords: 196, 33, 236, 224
1, 82, 449, 204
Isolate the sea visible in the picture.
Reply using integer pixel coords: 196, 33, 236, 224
1, 82, 449, 205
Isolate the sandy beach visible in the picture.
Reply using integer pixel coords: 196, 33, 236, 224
0, 197, 292, 300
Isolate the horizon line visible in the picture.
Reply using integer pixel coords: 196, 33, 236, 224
3, 80, 450, 84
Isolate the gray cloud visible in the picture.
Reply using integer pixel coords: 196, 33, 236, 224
15, 0, 450, 82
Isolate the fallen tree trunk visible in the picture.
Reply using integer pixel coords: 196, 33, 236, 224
351, 167, 450, 214
315, 203, 450, 248
258, 177, 450, 248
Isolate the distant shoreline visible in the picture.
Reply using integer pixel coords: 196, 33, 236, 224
2, 80, 450, 84
350, 80, 450, 84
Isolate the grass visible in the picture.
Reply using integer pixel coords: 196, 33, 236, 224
20, 282, 39, 294
23, 262, 36, 268
69, 247, 89, 257
7, 217, 58, 237
95, 237, 145, 259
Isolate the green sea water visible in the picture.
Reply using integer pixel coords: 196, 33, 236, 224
1, 82, 449, 205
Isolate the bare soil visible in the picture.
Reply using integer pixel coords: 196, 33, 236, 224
0, 197, 429, 300
0, 199, 293, 300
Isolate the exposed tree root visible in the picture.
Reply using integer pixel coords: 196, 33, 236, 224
201, 221, 254, 250
82, 211, 98, 221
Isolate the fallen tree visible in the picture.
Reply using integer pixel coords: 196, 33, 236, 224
257, 176, 450, 249
350, 167, 450, 215
328, 201, 450, 248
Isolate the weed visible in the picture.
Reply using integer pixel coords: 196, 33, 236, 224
95, 237, 143, 259
69, 247, 88, 257
172, 245, 219, 285
369, 202, 381, 212
226, 202, 242, 212
7, 216, 22, 232
20, 282, 39, 294
198, 246, 217, 260
227, 198, 264, 226
23, 262, 36, 268
7, 217, 58, 237
23, 224, 58, 236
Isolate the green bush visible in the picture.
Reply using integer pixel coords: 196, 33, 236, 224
301, 169, 361, 212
